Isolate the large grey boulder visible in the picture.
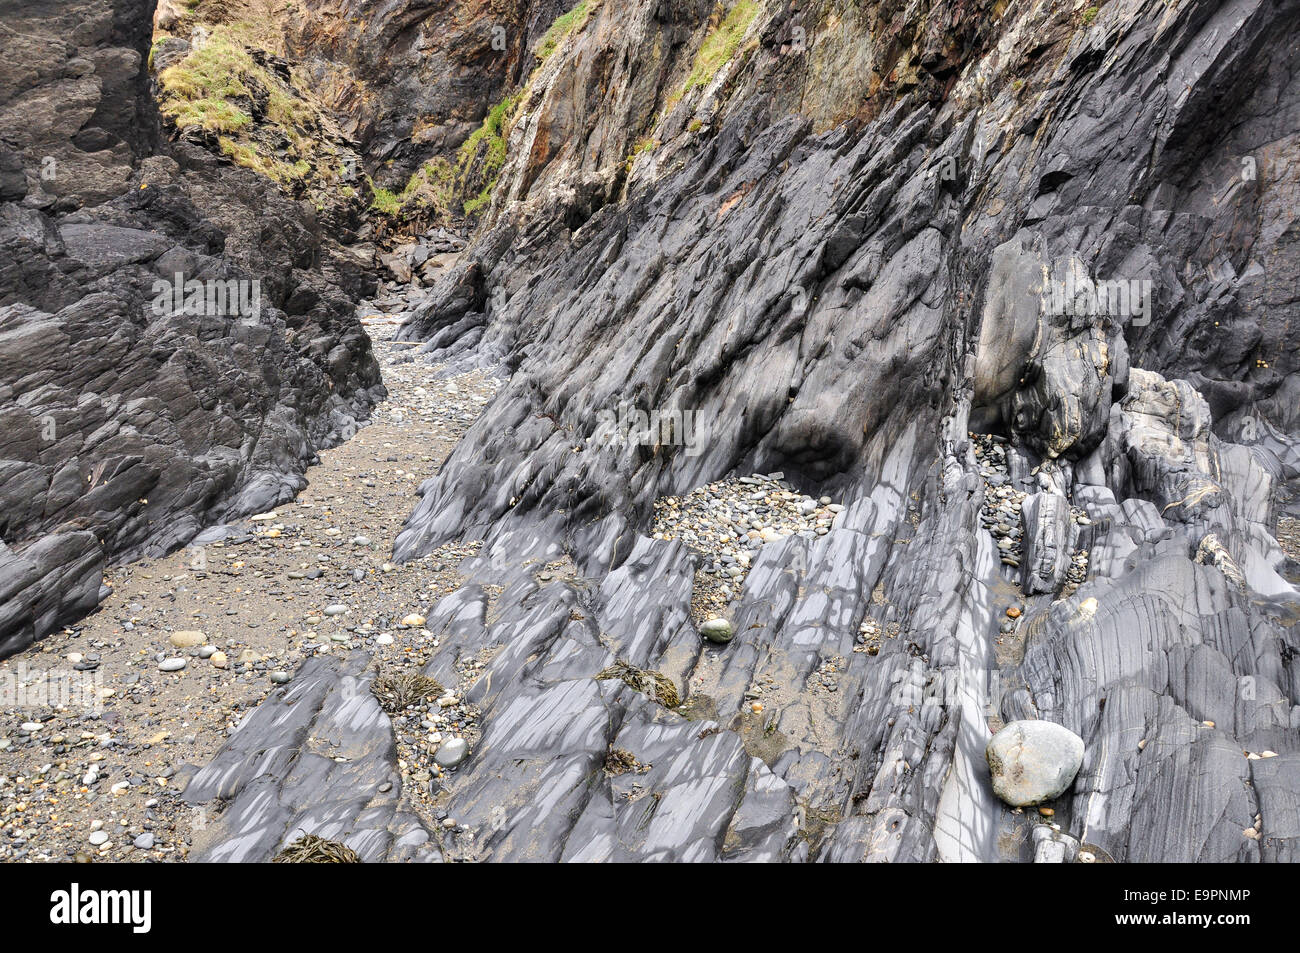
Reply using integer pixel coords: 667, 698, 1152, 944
986, 721, 1085, 807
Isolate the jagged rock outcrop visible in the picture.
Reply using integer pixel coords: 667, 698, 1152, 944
282, 0, 575, 186
180, 653, 439, 863
186, 0, 1300, 862
0, 0, 383, 658
1019, 491, 1073, 595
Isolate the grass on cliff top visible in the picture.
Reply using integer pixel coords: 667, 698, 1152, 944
537, 0, 596, 60
160, 26, 315, 130
682, 0, 760, 95
158, 24, 323, 186
158, 30, 251, 107
166, 96, 252, 133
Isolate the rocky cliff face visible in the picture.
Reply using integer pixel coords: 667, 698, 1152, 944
0, 0, 383, 658
6, 0, 1299, 864
283, 0, 573, 187
369, 0, 1300, 862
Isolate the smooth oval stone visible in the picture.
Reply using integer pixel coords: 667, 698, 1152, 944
986, 720, 1084, 807
699, 618, 734, 643
158, 658, 187, 672
434, 737, 469, 768
168, 630, 205, 648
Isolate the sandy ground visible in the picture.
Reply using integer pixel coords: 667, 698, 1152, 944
0, 316, 498, 861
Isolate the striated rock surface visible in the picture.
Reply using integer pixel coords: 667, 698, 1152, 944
181, 653, 439, 863
0, 0, 383, 658
157, 0, 1300, 861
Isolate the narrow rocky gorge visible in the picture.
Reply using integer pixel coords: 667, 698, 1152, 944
0, 318, 500, 860
2, 0, 1299, 865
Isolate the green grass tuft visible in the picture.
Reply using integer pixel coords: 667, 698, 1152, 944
369, 185, 401, 215
682, 0, 760, 95
166, 96, 251, 133
157, 24, 332, 192
455, 92, 522, 215
537, 0, 594, 60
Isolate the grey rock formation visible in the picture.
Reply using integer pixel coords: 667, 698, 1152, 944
178, 0, 1300, 862
1020, 492, 1074, 595
1032, 824, 1079, 864
0, 0, 383, 658
181, 653, 439, 863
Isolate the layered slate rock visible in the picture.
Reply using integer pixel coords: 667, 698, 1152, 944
1020, 492, 1074, 595
0, 0, 383, 658
181, 653, 439, 863
193, 0, 1300, 861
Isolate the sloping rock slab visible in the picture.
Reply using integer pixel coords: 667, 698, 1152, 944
181, 653, 440, 863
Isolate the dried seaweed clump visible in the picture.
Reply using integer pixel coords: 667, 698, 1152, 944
273, 834, 361, 863
604, 746, 650, 776
370, 670, 445, 713
595, 659, 680, 708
